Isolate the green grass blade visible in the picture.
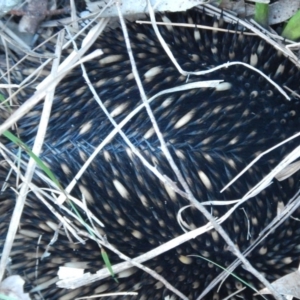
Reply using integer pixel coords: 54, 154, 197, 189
3, 130, 62, 189
189, 255, 267, 299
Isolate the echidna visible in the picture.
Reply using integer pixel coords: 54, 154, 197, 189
1, 6, 300, 300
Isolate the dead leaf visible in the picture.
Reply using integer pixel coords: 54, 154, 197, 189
256, 270, 300, 298
0, 275, 31, 300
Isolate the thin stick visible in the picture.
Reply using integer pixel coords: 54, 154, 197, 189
0, 31, 64, 281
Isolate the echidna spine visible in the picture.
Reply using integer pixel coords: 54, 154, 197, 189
0, 7, 300, 300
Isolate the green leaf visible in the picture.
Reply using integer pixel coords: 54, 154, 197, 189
282, 10, 300, 41
254, 3, 269, 28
